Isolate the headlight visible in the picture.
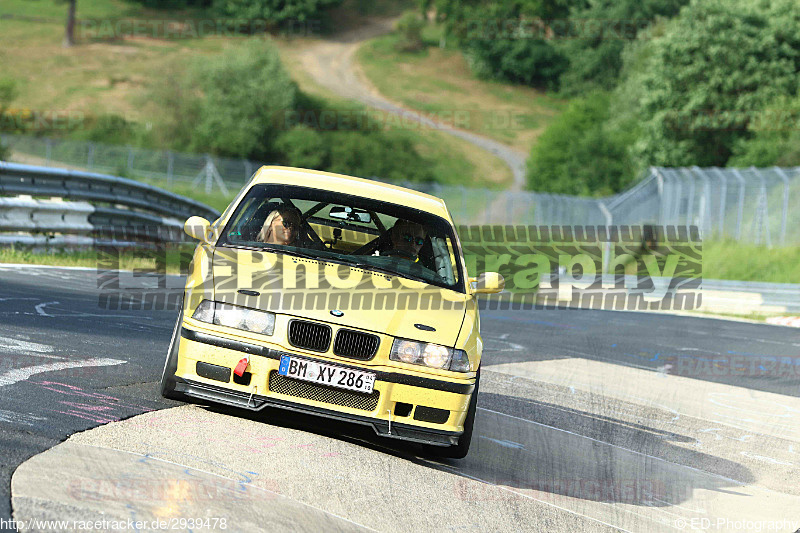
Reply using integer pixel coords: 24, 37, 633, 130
390, 339, 471, 372
191, 300, 275, 335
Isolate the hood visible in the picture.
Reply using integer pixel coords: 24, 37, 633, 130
212, 248, 468, 346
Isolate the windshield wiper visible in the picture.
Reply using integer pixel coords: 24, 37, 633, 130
335, 259, 431, 285
224, 243, 330, 263
223, 243, 433, 284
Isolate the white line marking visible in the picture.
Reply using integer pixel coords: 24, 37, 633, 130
478, 436, 525, 449
0, 336, 55, 355
0, 263, 99, 271
739, 451, 793, 466
699, 428, 753, 443
0, 358, 126, 387
0, 263, 184, 278
0, 409, 48, 427
34, 301, 59, 317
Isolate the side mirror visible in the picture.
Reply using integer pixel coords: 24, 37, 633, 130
470, 272, 505, 294
184, 216, 213, 243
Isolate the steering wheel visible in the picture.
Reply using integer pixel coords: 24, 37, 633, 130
382, 249, 416, 260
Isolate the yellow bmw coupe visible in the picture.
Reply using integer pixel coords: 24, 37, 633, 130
160, 167, 503, 458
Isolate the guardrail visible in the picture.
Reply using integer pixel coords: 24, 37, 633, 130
0, 162, 220, 247
534, 274, 800, 315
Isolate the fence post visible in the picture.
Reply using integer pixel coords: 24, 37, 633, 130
691, 166, 711, 239
460, 186, 467, 224
205, 155, 213, 194
87, 142, 94, 170
681, 168, 696, 227
167, 151, 174, 188
45, 138, 52, 166
754, 167, 771, 247
598, 201, 612, 274
672, 171, 682, 223
773, 167, 791, 245
653, 168, 665, 225
244, 160, 253, 184
731, 169, 746, 241
711, 167, 727, 238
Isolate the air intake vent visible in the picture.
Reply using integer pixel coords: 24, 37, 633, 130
414, 406, 450, 424
288, 320, 332, 352
333, 329, 379, 360
268, 371, 380, 411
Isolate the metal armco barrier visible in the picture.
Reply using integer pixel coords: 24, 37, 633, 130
537, 275, 800, 316
0, 162, 219, 246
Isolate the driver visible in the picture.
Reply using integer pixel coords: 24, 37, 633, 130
386, 219, 426, 261
257, 207, 301, 245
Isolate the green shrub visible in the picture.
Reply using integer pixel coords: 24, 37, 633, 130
74, 114, 144, 145
326, 130, 434, 182
426, 1, 572, 89
619, 0, 800, 168
463, 37, 567, 90
148, 63, 202, 152
395, 12, 425, 52
191, 38, 297, 158
556, 0, 690, 96
527, 91, 636, 195
0, 77, 19, 147
213, 0, 343, 27
275, 127, 327, 169
728, 96, 800, 167
0, 78, 18, 115
128, 0, 212, 8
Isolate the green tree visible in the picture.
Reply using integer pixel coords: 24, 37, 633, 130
728, 97, 800, 167
213, 0, 343, 27
427, 1, 582, 89
191, 39, 297, 158
527, 91, 636, 195
395, 12, 426, 52
326, 131, 434, 182
556, 0, 689, 95
620, 0, 800, 168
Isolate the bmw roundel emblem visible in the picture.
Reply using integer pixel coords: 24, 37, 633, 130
330, 309, 344, 317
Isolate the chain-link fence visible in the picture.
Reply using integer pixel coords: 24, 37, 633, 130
0, 134, 257, 197
3, 134, 798, 244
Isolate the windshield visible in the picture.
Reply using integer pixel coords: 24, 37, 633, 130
218, 184, 465, 293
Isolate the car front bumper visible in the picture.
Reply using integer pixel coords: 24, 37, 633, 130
176, 326, 475, 447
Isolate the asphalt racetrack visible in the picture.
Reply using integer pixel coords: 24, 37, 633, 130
1, 265, 799, 532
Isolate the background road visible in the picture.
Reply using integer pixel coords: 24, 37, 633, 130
2, 265, 799, 531
294, 19, 529, 190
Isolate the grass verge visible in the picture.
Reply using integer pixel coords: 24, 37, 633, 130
4, 239, 798, 285
0, 245, 191, 275
1, 0, 509, 188
702, 241, 800, 283
356, 31, 566, 154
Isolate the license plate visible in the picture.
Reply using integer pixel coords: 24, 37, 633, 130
278, 355, 376, 394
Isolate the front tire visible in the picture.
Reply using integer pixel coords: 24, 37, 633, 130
434, 368, 480, 459
160, 299, 187, 401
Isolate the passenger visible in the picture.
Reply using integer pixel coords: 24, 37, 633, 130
257, 207, 301, 245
